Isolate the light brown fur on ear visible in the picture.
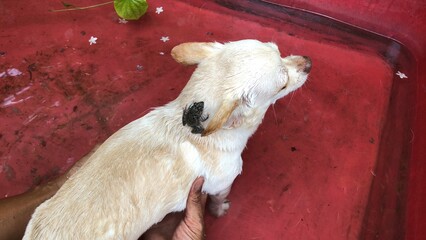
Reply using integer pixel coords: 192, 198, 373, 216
171, 42, 222, 65
202, 100, 239, 137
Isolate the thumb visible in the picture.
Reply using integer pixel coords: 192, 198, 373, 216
186, 177, 207, 217
173, 177, 207, 240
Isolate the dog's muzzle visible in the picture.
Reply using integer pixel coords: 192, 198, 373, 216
302, 56, 312, 73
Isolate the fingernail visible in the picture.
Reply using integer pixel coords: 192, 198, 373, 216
193, 177, 204, 192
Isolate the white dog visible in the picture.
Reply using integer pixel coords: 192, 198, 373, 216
24, 39, 311, 239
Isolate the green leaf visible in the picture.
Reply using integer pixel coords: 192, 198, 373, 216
114, 0, 148, 20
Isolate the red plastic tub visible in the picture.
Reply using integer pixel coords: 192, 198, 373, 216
1, 0, 425, 239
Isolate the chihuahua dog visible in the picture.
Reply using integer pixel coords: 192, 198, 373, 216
24, 39, 311, 239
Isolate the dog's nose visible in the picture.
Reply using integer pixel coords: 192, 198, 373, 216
302, 56, 312, 73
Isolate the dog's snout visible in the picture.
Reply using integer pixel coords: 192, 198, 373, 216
302, 56, 312, 73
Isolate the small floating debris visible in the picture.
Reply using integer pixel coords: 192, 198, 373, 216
160, 36, 170, 42
136, 65, 143, 71
396, 71, 408, 79
88, 36, 98, 45
1, 95, 33, 108
1, 68, 23, 77
118, 18, 128, 24
7, 68, 23, 76
156, 7, 164, 14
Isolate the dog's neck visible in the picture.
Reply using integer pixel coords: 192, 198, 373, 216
153, 100, 266, 153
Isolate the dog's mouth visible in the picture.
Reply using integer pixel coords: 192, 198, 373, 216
273, 55, 311, 103
279, 56, 311, 91
283, 55, 312, 74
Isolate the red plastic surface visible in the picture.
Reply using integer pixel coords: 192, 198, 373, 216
265, 1, 426, 239
0, 0, 424, 239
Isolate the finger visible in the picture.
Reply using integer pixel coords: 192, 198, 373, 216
186, 177, 206, 219
191, 177, 204, 195
172, 178, 206, 240
199, 192, 207, 215
187, 177, 204, 208
200, 193, 207, 207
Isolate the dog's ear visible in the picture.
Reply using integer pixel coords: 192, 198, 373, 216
202, 99, 239, 137
171, 42, 223, 65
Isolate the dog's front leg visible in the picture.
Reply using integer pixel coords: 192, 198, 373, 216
208, 185, 232, 217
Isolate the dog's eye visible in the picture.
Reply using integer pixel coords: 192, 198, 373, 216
279, 67, 288, 91
280, 82, 288, 90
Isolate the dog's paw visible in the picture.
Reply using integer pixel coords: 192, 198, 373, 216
208, 199, 231, 217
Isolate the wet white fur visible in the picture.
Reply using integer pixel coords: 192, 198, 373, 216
24, 39, 310, 240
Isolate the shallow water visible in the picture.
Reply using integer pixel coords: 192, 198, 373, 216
0, 0, 415, 239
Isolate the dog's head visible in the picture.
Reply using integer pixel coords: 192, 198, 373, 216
172, 39, 311, 136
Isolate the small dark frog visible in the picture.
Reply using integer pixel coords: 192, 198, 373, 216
182, 101, 209, 134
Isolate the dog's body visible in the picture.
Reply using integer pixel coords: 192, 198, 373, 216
24, 40, 311, 239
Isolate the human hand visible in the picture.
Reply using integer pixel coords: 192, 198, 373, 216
173, 177, 207, 240
141, 177, 207, 240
